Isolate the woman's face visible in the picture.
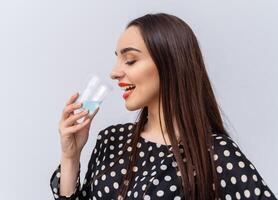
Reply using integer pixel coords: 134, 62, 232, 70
110, 26, 160, 111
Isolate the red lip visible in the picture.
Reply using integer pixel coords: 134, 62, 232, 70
123, 88, 135, 99
118, 82, 134, 87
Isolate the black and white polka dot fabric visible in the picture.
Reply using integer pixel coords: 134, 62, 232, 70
50, 123, 277, 199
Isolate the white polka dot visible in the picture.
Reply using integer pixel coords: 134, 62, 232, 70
224, 150, 230, 156
164, 175, 171, 181
150, 156, 155, 162
253, 174, 258, 182
225, 194, 232, 200
236, 192, 241, 199
153, 179, 159, 185
244, 189, 250, 198
249, 164, 255, 170
151, 171, 157, 176
143, 171, 148, 176
134, 191, 138, 198
221, 180, 226, 188
132, 166, 138, 172
110, 171, 116, 177
128, 125, 133, 130
159, 152, 165, 157
226, 162, 233, 170
142, 160, 146, 166
241, 174, 247, 182
119, 127, 124, 132
98, 190, 102, 197
160, 164, 167, 170
142, 184, 147, 190
121, 169, 127, 174
238, 161, 245, 168
144, 195, 151, 200
213, 154, 218, 161
170, 185, 177, 192
104, 186, 110, 193
254, 188, 261, 196
177, 171, 181, 176
113, 182, 119, 189
235, 151, 241, 157
264, 190, 271, 197
220, 141, 227, 145
217, 166, 223, 173
231, 176, 237, 184
101, 174, 106, 181
56, 172, 61, 178
139, 151, 145, 157
157, 190, 164, 197
172, 161, 177, 167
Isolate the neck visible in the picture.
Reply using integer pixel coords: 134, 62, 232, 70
141, 100, 180, 145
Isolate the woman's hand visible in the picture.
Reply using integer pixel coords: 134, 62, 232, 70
58, 92, 100, 160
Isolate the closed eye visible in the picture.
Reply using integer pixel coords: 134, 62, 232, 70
125, 60, 137, 65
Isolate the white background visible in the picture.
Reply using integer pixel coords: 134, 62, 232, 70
0, 0, 277, 199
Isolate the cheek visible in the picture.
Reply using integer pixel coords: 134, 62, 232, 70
134, 63, 160, 98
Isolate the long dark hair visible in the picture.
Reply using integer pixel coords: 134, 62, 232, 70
92, 12, 230, 199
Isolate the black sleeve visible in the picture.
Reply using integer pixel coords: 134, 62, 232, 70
212, 133, 277, 199
49, 128, 105, 200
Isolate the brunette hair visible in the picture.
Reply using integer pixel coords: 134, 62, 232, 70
92, 12, 230, 200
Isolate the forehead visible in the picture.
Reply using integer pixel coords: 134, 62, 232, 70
115, 26, 146, 54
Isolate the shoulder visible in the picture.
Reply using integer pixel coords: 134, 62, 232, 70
211, 132, 277, 199
94, 122, 136, 148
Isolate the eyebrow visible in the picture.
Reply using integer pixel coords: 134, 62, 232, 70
114, 47, 141, 56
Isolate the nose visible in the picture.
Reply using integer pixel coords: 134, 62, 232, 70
110, 66, 125, 80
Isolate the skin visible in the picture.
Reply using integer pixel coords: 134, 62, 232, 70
110, 26, 180, 145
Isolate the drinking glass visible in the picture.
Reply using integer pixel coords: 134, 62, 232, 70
76, 74, 113, 123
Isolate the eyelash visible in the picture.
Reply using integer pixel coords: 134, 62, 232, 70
125, 60, 137, 65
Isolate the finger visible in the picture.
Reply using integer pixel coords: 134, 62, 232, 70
88, 107, 100, 119
64, 109, 89, 127
62, 102, 83, 121
66, 92, 80, 106
67, 117, 92, 133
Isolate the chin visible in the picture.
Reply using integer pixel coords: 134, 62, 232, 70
125, 100, 143, 111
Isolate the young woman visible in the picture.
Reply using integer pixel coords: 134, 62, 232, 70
50, 13, 277, 200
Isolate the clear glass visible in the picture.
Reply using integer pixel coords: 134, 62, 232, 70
76, 73, 113, 122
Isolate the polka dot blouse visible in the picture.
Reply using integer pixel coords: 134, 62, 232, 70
50, 122, 277, 199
